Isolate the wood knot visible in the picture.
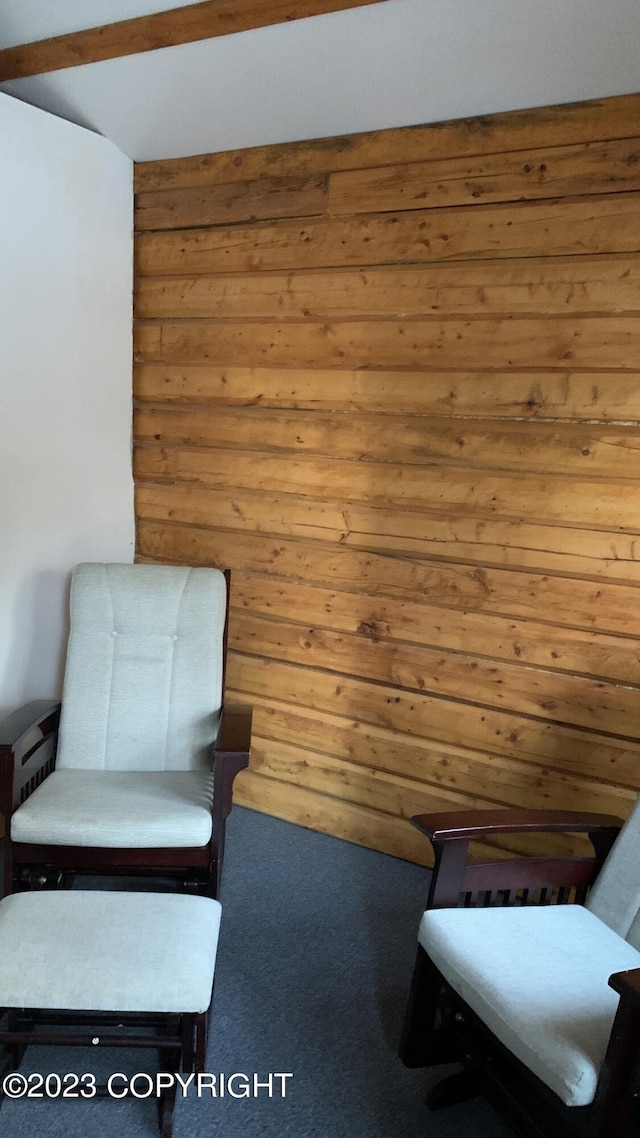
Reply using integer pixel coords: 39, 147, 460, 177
357, 620, 381, 643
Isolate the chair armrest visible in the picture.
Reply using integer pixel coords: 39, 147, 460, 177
0, 700, 61, 817
412, 809, 623, 910
0, 700, 61, 749
214, 703, 253, 756
600, 967, 640, 1111
211, 703, 252, 823
609, 968, 640, 1012
412, 809, 624, 842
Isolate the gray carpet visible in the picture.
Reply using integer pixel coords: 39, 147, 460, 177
0, 807, 512, 1137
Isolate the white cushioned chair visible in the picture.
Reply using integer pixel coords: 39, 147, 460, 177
0, 563, 252, 898
399, 805, 640, 1138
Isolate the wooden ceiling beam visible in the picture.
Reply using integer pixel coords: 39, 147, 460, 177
0, 0, 385, 82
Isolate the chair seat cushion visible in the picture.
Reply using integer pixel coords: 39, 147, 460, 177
11, 769, 214, 848
419, 904, 640, 1108
0, 891, 221, 1012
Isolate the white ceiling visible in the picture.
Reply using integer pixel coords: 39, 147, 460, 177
1, 0, 640, 162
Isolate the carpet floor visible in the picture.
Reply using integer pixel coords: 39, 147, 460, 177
0, 807, 513, 1137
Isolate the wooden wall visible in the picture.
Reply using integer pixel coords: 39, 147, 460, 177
133, 93, 640, 866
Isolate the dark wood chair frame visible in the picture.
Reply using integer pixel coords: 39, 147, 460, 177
0, 996, 212, 1138
0, 571, 251, 900
399, 808, 640, 1138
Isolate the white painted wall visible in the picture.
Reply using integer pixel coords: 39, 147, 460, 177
0, 93, 134, 719
1, 0, 640, 161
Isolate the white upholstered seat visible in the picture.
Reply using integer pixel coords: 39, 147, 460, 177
0, 890, 221, 1012
11, 769, 214, 848
419, 904, 640, 1108
401, 800, 640, 1135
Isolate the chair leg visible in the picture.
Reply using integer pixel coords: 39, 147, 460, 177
210, 820, 226, 899
592, 996, 640, 1137
179, 1011, 208, 1074
426, 1069, 481, 1110
5, 1011, 28, 1070
159, 1084, 177, 1138
157, 1048, 180, 1138
181, 1015, 195, 1072
399, 946, 446, 1068
208, 857, 221, 900
194, 1011, 208, 1073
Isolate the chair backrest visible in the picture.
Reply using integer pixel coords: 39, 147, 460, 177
56, 563, 227, 772
586, 795, 640, 949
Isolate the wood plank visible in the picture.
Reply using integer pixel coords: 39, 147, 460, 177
133, 405, 640, 479
136, 521, 640, 637
249, 724, 635, 820
134, 364, 640, 422
135, 484, 640, 584
135, 256, 640, 319
135, 174, 328, 231
133, 315, 640, 370
227, 655, 640, 786
0, 0, 382, 81
135, 193, 640, 274
247, 696, 639, 811
229, 574, 640, 686
236, 756, 602, 863
134, 94, 640, 191
229, 610, 640, 738
329, 137, 640, 215
133, 447, 640, 532
249, 735, 509, 816
233, 769, 436, 866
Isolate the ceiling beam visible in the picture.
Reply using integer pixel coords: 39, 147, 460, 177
0, 0, 386, 82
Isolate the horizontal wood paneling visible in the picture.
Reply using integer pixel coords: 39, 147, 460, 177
329, 137, 640, 215
243, 695, 635, 818
231, 770, 438, 866
227, 656, 640, 786
233, 769, 602, 863
135, 316, 639, 370
134, 93, 640, 864
244, 736, 632, 858
135, 521, 640, 640
228, 575, 640, 686
134, 364, 640, 420
135, 95, 640, 191
227, 612, 640, 739
134, 450, 640, 531
135, 194, 640, 275
135, 257, 640, 319
136, 485, 640, 582
135, 174, 329, 231
134, 406, 640, 478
